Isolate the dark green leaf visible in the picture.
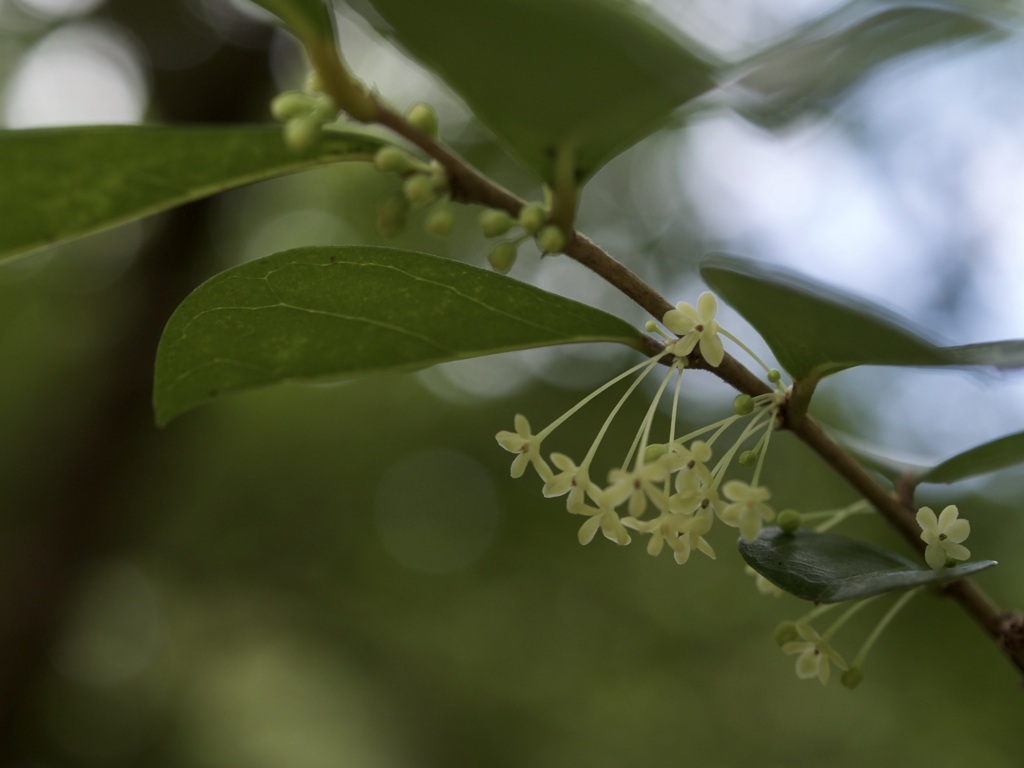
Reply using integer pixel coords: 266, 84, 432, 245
944, 339, 1024, 370
350, 0, 716, 184
700, 254, 950, 383
249, 0, 334, 41
731, 5, 1000, 128
919, 430, 1024, 484
739, 527, 996, 603
154, 246, 646, 424
0, 125, 386, 262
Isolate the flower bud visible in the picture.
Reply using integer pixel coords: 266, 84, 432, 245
479, 209, 515, 238
375, 146, 421, 174
777, 508, 801, 533
403, 173, 442, 206
733, 394, 754, 415
488, 241, 519, 274
271, 91, 314, 121
739, 450, 757, 465
407, 102, 439, 137
518, 203, 547, 235
425, 205, 455, 236
841, 668, 863, 689
768, 369, 782, 383
774, 621, 799, 646
535, 224, 566, 254
643, 443, 668, 462
283, 115, 321, 153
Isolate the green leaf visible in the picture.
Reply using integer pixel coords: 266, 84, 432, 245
944, 339, 1024, 370
919, 430, 1024, 484
153, 245, 646, 424
0, 125, 386, 263
700, 253, 950, 384
732, 5, 1000, 128
351, 0, 716, 185
739, 527, 996, 603
249, 0, 334, 41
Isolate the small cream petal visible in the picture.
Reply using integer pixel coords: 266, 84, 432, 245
925, 542, 946, 570
937, 505, 960, 529
945, 519, 970, 543
662, 307, 697, 334
916, 507, 938, 535
945, 542, 970, 561
700, 332, 725, 367
795, 650, 821, 680
510, 453, 529, 478
696, 292, 718, 321
578, 515, 601, 545
513, 413, 530, 435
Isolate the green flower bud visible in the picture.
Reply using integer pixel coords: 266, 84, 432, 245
375, 146, 421, 174
376, 194, 408, 238
283, 115, 321, 153
733, 394, 754, 416
487, 241, 519, 274
768, 369, 782, 383
777, 509, 801, 533
425, 205, 456, 237
643, 443, 668, 462
739, 450, 757, 465
271, 91, 314, 121
518, 203, 548, 235
644, 320, 659, 332
479, 209, 515, 238
403, 173, 442, 206
774, 621, 799, 646
406, 102, 439, 138
841, 668, 863, 690
535, 224, 566, 254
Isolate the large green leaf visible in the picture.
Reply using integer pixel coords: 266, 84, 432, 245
732, 4, 999, 128
701, 254, 950, 383
349, 0, 716, 185
249, 0, 334, 42
154, 246, 646, 424
0, 125, 386, 262
919, 430, 1024, 484
739, 527, 996, 603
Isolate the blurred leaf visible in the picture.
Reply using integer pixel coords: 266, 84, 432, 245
249, 0, 334, 41
739, 527, 996, 603
827, 427, 930, 481
944, 339, 1024, 369
730, 4, 1000, 127
919, 430, 1024, 484
349, 0, 716, 184
154, 246, 646, 424
700, 254, 950, 383
0, 125, 386, 262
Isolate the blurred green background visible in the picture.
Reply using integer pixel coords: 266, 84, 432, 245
1, 0, 1023, 765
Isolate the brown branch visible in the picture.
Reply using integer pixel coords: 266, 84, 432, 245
322, 78, 1024, 679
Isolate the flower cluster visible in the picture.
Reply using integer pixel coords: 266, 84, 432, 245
496, 294, 785, 564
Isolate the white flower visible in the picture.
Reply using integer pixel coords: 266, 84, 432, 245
575, 501, 631, 547
662, 292, 725, 367
542, 453, 596, 513
495, 414, 550, 480
604, 453, 678, 517
782, 623, 848, 685
916, 505, 971, 570
719, 480, 775, 541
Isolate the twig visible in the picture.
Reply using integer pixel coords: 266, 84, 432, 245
321, 78, 1024, 679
